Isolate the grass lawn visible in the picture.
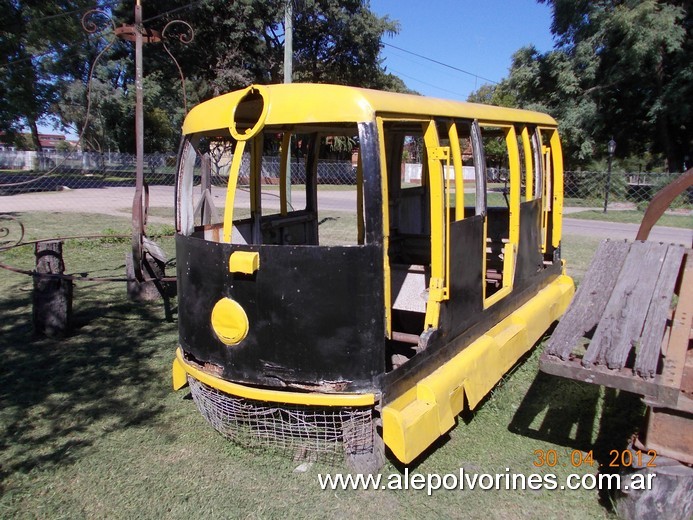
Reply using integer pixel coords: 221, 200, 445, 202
567, 209, 692, 229
0, 213, 642, 519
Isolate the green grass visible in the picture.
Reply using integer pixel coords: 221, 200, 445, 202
568, 209, 692, 229
561, 234, 605, 285
0, 214, 641, 519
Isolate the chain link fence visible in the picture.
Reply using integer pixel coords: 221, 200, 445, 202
563, 170, 693, 210
2, 151, 690, 297
0, 149, 360, 258
2, 150, 691, 210
0, 150, 356, 195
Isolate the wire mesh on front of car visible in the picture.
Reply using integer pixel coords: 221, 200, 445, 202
187, 376, 376, 464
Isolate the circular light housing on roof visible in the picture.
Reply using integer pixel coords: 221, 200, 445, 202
229, 85, 269, 141
211, 298, 249, 345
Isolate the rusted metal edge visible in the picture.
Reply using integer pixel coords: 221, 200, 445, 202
636, 167, 693, 243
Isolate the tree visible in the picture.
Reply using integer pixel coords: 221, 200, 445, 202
290, 0, 399, 87
466, 82, 517, 107
3, 1, 405, 154
500, 0, 692, 171
135, 0, 403, 96
0, 1, 106, 150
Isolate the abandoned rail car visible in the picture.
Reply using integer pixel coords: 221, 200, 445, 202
171, 83, 575, 468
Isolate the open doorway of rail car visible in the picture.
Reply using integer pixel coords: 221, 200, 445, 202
380, 118, 489, 370
478, 123, 521, 306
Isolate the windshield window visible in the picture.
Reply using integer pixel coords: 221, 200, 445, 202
176, 125, 363, 247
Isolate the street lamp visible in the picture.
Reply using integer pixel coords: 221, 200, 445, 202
603, 138, 616, 213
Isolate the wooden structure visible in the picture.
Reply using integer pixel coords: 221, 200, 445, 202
542, 168, 693, 465
33, 240, 73, 336
541, 239, 692, 516
540, 169, 693, 518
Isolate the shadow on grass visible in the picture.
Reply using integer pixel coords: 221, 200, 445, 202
0, 279, 177, 490
508, 371, 645, 460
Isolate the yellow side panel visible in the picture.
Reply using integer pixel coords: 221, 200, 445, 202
549, 130, 565, 248
382, 274, 575, 464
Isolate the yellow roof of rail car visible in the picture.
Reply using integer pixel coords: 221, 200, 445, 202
182, 83, 557, 135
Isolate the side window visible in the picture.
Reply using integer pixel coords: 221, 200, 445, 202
401, 134, 425, 189
258, 132, 306, 219
531, 129, 544, 201
315, 129, 361, 246
537, 127, 563, 254
224, 130, 312, 246
481, 126, 511, 208
177, 135, 238, 239
539, 128, 554, 210
446, 120, 477, 220
385, 124, 430, 240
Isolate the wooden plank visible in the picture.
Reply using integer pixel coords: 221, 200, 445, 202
546, 240, 631, 359
540, 350, 682, 407
634, 245, 686, 377
584, 241, 669, 369
539, 353, 664, 399
658, 252, 693, 399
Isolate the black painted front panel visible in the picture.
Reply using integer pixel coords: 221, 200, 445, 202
177, 234, 385, 391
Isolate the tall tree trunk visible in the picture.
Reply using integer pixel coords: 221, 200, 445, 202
28, 119, 42, 152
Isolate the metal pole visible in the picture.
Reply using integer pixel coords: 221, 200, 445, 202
135, 0, 144, 190
131, 0, 146, 280
603, 152, 612, 213
283, 0, 292, 209
284, 1, 292, 84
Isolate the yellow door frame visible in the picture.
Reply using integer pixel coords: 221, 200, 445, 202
478, 122, 521, 309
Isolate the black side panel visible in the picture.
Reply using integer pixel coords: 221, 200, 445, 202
515, 199, 544, 288
440, 215, 484, 338
177, 235, 385, 392
379, 263, 561, 404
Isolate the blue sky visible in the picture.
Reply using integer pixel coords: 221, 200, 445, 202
370, 0, 556, 101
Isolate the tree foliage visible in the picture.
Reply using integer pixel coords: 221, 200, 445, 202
468, 0, 692, 172
89, 0, 406, 152
1, 0, 405, 153
0, 0, 102, 150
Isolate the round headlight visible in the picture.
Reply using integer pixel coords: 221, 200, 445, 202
210, 298, 249, 345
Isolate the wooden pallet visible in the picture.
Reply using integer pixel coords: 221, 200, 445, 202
540, 240, 692, 409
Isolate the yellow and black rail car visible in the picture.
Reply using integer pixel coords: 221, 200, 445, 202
171, 83, 575, 468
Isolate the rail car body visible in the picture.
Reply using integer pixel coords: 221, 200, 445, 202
171, 83, 575, 467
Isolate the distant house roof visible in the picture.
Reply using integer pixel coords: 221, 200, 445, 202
38, 134, 66, 149
0, 132, 78, 150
